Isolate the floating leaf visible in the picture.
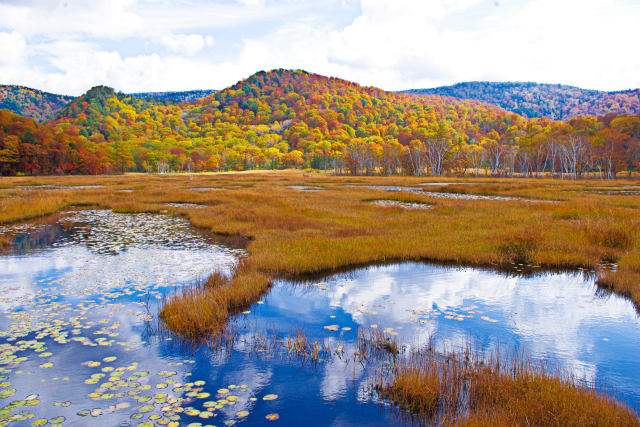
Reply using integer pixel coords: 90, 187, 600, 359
0, 388, 16, 399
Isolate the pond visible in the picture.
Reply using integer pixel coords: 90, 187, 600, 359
360, 185, 546, 202
370, 200, 431, 209
288, 186, 323, 192
14, 185, 105, 191
0, 210, 638, 426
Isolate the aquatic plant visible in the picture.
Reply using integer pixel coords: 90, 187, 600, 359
357, 328, 400, 357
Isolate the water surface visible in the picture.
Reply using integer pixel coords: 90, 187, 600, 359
0, 210, 638, 426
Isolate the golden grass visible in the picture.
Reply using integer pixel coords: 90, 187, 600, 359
0, 234, 9, 249
159, 259, 271, 339
0, 191, 69, 224
379, 346, 640, 426
0, 170, 639, 332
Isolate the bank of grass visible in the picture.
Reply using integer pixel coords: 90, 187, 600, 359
0, 170, 639, 328
379, 346, 639, 426
0, 190, 69, 224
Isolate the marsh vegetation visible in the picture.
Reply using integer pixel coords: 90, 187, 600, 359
0, 171, 639, 425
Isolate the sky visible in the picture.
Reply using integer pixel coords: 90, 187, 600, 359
0, 0, 638, 96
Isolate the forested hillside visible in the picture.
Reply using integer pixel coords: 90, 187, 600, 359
0, 85, 216, 123
405, 82, 640, 121
1, 70, 639, 178
0, 85, 74, 122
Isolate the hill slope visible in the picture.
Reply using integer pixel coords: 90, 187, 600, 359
0, 85, 74, 122
404, 82, 640, 120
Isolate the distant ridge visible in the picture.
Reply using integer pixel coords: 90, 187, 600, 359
4, 79, 640, 123
128, 89, 217, 103
0, 85, 74, 122
403, 82, 640, 121
0, 85, 218, 121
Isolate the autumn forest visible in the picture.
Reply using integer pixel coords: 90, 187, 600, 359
1, 69, 639, 178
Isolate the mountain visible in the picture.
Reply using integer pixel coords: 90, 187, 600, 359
1, 69, 639, 177
0, 85, 216, 123
128, 89, 217, 103
403, 82, 640, 121
0, 85, 74, 122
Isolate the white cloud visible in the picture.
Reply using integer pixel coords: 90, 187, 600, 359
0, 31, 27, 68
0, 0, 142, 38
0, 0, 638, 94
160, 33, 214, 56
235, 0, 267, 6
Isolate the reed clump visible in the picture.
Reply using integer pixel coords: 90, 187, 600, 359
378, 346, 640, 426
159, 259, 272, 339
381, 360, 441, 417
282, 329, 331, 363
358, 328, 400, 357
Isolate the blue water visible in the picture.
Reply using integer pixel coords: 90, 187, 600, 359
0, 210, 638, 426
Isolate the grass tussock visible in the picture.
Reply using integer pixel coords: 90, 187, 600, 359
159, 259, 271, 339
586, 221, 634, 251
378, 346, 640, 426
498, 229, 541, 264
